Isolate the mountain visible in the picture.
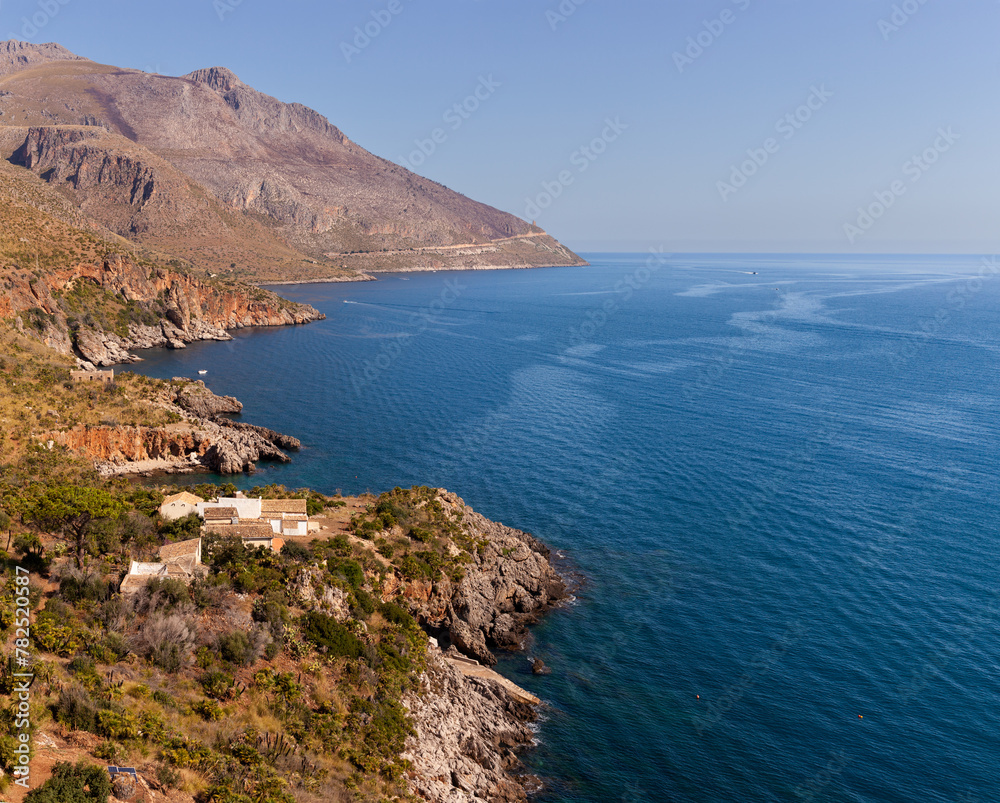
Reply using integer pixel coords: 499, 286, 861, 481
0, 40, 585, 281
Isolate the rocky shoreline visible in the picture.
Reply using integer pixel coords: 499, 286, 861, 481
49, 379, 302, 476
386, 491, 569, 801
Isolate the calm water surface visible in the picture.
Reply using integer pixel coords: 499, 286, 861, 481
130, 254, 1000, 802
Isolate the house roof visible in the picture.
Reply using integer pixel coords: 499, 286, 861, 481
206, 522, 276, 539
162, 492, 202, 507
159, 538, 201, 561
260, 499, 308, 515
282, 514, 308, 522
120, 575, 149, 593
204, 507, 238, 520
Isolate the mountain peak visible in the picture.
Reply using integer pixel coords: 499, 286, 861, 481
183, 66, 243, 93
0, 40, 84, 76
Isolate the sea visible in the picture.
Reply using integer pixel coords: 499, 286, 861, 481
128, 253, 1000, 802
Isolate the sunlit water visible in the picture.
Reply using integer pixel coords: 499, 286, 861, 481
130, 254, 1000, 802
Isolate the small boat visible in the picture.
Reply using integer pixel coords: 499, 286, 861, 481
198, 370, 207, 375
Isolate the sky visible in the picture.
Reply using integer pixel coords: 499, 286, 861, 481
2, 0, 998, 254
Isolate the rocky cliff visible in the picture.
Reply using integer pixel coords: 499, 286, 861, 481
385, 491, 568, 667
48, 380, 300, 475
1, 250, 324, 366
404, 644, 541, 803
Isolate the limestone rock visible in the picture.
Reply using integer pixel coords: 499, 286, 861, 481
403, 644, 537, 803
174, 381, 243, 417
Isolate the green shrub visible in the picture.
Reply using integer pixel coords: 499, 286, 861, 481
328, 558, 364, 589
193, 698, 224, 721
301, 612, 363, 659
158, 512, 201, 542
408, 526, 433, 543
380, 602, 417, 631
54, 685, 99, 733
201, 670, 237, 701
280, 540, 311, 562
96, 709, 139, 740
329, 534, 352, 555
217, 631, 254, 666
353, 588, 377, 617
93, 741, 124, 763
24, 761, 112, 803
60, 572, 115, 605
145, 577, 191, 607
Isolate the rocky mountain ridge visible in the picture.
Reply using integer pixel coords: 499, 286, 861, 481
0, 40, 586, 281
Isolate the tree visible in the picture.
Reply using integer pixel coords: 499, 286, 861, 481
27, 486, 123, 569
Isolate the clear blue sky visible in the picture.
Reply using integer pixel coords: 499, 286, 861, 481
3, 0, 999, 253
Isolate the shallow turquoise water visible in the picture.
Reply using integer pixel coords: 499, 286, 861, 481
130, 254, 1000, 802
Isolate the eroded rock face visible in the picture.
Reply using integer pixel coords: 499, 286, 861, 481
289, 567, 351, 620
51, 424, 208, 463
0, 248, 324, 367
403, 645, 538, 803
47, 378, 300, 475
390, 492, 568, 667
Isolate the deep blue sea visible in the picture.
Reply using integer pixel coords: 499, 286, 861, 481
129, 254, 1000, 802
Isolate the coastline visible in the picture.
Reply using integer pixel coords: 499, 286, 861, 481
60, 371, 569, 800
260, 259, 589, 286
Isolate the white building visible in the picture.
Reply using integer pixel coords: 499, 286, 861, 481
198, 496, 263, 520
159, 491, 202, 521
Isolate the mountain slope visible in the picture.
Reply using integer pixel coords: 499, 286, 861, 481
0, 41, 586, 280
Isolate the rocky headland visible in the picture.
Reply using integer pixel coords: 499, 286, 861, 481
0, 251, 324, 367
375, 490, 569, 801
47, 379, 301, 476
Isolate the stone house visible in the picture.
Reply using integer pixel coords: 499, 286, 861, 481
198, 496, 263, 520
71, 368, 114, 383
120, 537, 204, 593
261, 498, 309, 536
198, 495, 311, 547
203, 519, 285, 552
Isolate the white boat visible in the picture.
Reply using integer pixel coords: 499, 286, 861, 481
198, 370, 207, 375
